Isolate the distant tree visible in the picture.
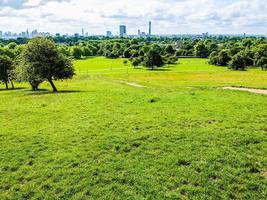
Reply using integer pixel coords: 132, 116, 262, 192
17, 37, 75, 92
130, 50, 139, 58
82, 46, 93, 57
7, 42, 18, 50
256, 57, 267, 70
0, 55, 14, 89
210, 50, 231, 66
151, 44, 162, 54
123, 48, 131, 58
194, 42, 209, 58
165, 45, 175, 55
71, 46, 83, 59
58, 45, 70, 56
229, 51, 252, 71
143, 49, 164, 70
131, 58, 141, 68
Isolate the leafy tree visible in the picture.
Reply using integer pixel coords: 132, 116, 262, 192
143, 49, 163, 70
123, 48, 131, 58
229, 51, 252, 71
131, 58, 141, 68
210, 50, 231, 66
17, 37, 74, 92
256, 57, 267, 70
71, 46, 83, 59
194, 42, 209, 58
0, 55, 14, 89
7, 42, 18, 50
130, 50, 139, 58
165, 45, 175, 55
82, 46, 92, 57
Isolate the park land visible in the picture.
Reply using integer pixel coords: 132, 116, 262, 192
0, 57, 267, 199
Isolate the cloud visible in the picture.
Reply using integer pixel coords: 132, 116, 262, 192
0, 0, 266, 35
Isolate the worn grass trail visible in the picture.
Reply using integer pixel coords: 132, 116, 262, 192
0, 58, 266, 199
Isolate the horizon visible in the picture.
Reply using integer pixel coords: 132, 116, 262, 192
0, 0, 267, 35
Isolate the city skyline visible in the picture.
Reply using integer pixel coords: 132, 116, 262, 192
0, 0, 266, 35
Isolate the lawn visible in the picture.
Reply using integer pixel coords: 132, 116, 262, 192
0, 57, 266, 199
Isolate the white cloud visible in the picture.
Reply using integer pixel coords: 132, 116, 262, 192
0, 0, 266, 35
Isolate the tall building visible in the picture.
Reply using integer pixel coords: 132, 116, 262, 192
119, 25, 126, 37
82, 28, 84, 37
0, 31, 2, 37
138, 29, 141, 36
149, 21, 152, 36
106, 31, 112, 37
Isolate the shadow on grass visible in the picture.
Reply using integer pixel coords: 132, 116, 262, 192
149, 68, 172, 71
0, 87, 26, 92
25, 89, 85, 95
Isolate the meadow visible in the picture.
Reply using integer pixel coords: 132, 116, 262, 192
0, 57, 266, 199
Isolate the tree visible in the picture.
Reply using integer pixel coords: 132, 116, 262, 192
123, 48, 131, 58
131, 58, 141, 68
17, 37, 75, 92
229, 51, 251, 71
256, 57, 267, 70
165, 45, 175, 55
0, 55, 14, 89
15, 56, 44, 91
143, 49, 164, 70
7, 42, 18, 50
210, 50, 231, 66
71, 46, 83, 59
217, 50, 231, 66
82, 46, 92, 57
194, 42, 209, 58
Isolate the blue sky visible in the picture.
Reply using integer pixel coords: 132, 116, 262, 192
0, 0, 266, 35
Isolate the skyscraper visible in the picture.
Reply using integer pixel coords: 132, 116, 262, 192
106, 31, 112, 37
119, 25, 126, 37
149, 21, 152, 36
82, 28, 84, 37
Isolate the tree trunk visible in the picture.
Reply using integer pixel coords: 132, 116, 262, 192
10, 81, 14, 89
48, 79, 58, 92
5, 82, 8, 90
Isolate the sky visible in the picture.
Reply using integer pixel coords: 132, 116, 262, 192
0, 0, 266, 35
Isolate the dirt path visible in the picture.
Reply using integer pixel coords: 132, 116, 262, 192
125, 82, 146, 88
114, 80, 146, 88
223, 87, 267, 95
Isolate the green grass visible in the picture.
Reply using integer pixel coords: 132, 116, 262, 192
0, 57, 266, 199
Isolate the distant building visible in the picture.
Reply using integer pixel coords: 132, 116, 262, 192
82, 28, 84, 37
0, 31, 2, 37
74, 33, 79, 37
31, 29, 38, 37
56, 33, 60, 37
106, 31, 112, 37
119, 25, 126, 37
138, 29, 141, 36
149, 21, 152, 36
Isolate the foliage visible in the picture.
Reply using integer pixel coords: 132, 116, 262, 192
143, 49, 164, 70
0, 55, 14, 89
71, 46, 83, 59
194, 42, 209, 58
16, 37, 74, 92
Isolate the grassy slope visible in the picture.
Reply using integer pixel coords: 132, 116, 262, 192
0, 58, 266, 199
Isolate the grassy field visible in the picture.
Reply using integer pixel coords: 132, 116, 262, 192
0, 57, 266, 199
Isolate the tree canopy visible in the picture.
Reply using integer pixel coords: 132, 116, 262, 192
16, 37, 74, 92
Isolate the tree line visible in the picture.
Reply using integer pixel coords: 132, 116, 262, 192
0, 36, 266, 91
